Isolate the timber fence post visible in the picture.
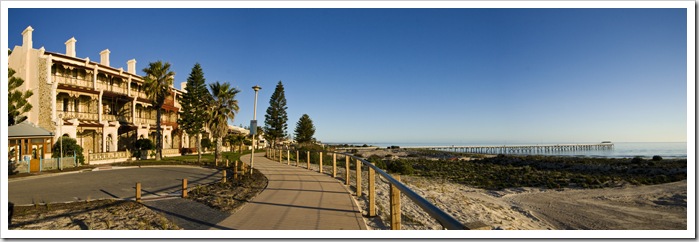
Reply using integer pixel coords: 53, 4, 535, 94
390, 174, 401, 230
345, 156, 350, 186
333, 153, 337, 178
182, 179, 188, 198
307, 151, 311, 170
356, 159, 362, 196
319, 152, 323, 174
369, 166, 376, 217
136, 182, 142, 203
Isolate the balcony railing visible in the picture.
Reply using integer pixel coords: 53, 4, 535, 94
98, 83, 128, 95
57, 110, 98, 121
135, 117, 157, 125
54, 75, 93, 89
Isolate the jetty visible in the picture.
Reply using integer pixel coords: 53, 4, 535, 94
408, 143, 614, 154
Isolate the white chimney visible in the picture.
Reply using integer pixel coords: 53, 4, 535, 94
127, 59, 136, 74
180, 82, 187, 92
100, 49, 110, 66
65, 37, 76, 57
22, 26, 34, 49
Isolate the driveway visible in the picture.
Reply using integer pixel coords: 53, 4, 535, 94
8, 166, 221, 205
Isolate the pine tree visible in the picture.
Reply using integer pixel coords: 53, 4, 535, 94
8, 68, 33, 126
177, 63, 212, 162
294, 114, 315, 145
264, 81, 288, 148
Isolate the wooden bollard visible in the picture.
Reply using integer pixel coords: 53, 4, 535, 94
390, 174, 401, 230
306, 151, 311, 170
319, 152, 323, 174
279, 150, 283, 163
332, 153, 337, 178
345, 156, 350, 186
356, 159, 362, 196
226, 159, 229, 167
234, 160, 239, 181
369, 166, 376, 217
287, 150, 290, 165
222, 170, 227, 183
296, 150, 300, 167
136, 182, 142, 203
182, 179, 188, 198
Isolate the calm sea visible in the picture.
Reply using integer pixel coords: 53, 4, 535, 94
334, 142, 688, 159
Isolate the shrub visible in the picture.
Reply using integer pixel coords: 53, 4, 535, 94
387, 160, 414, 175
133, 138, 154, 159
52, 136, 85, 164
631, 156, 644, 164
201, 138, 213, 151
652, 155, 663, 161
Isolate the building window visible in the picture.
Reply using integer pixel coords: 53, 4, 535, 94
74, 99, 79, 113
63, 98, 69, 111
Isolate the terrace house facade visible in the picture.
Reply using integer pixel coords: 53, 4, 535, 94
8, 26, 193, 164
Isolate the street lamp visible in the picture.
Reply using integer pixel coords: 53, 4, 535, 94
250, 85, 261, 175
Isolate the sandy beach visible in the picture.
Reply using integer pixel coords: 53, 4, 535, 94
344, 148, 687, 230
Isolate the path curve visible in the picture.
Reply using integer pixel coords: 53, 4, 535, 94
214, 153, 367, 230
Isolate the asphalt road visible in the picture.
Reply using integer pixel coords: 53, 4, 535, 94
8, 166, 221, 205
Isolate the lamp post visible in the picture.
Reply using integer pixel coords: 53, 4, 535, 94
250, 85, 261, 175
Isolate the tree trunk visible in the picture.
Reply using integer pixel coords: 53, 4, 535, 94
196, 133, 202, 163
156, 106, 162, 161
215, 137, 222, 163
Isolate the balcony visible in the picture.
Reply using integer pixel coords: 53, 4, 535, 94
98, 82, 128, 95
135, 117, 157, 126
57, 110, 98, 121
54, 75, 93, 89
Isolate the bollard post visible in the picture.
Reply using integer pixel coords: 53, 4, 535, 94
287, 150, 290, 165
345, 156, 350, 186
390, 174, 401, 230
279, 149, 283, 163
319, 152, 323, 174
369, 166, 376, 217
356, 159, 362, 196
222, 170, 227, 183
234, 160, 239, 181
333, 153, 337, 178
226, 159, 229, 167
182, 179, 188, 198
307, 151, 311, 170
296, 150, 300, 167
136, 182, 142, 203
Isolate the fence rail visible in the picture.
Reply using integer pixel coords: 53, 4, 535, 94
265, 148, 487, 230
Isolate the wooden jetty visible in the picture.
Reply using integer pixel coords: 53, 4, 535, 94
408, 143, 614, 155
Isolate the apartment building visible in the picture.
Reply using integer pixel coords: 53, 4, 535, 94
8, 26, 191, 164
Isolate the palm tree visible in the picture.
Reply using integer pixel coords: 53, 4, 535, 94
142, 61, 175, 161
207, 82, 240, 163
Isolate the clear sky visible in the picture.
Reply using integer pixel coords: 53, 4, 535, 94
7, 7, 689, 144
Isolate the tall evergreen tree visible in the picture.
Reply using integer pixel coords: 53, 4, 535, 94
264, 81, 288, 148
8, 68, 33, 126
178, 63, 212, 162
294, 114, 316, 145
143, 61, 175, 161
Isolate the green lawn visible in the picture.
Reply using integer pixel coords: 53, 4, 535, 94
113, 150, 262, 167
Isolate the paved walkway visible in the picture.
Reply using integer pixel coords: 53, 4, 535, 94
213, 153, 367, 230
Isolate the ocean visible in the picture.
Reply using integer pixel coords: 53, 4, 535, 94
333, 142, 689, 159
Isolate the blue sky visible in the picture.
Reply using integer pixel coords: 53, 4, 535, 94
7, 8, 688, 144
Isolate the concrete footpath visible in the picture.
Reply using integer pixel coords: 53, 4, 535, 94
213, 153, 367, 230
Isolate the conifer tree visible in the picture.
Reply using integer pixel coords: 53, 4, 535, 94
294, 114, 315, 145
178, 63, 212, 162
8, 68, 33, 126
264, 81, 288, 148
